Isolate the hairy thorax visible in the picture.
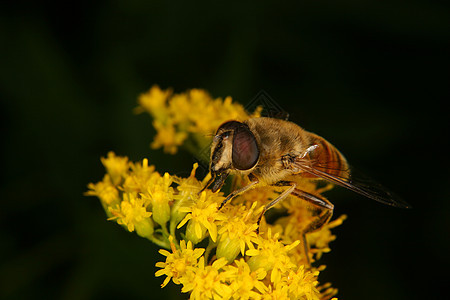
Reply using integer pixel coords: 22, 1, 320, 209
244, 118, 310, 185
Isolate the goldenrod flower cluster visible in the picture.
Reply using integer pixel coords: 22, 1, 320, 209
135, 85, 261, 155
87, 86, 345, 300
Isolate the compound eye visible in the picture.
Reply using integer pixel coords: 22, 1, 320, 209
232, 128, 259, 170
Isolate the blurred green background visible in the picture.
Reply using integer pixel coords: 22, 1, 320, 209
1, 1, 449, 299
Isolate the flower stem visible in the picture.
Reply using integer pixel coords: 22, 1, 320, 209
204, 238, 217, 265
148, 235, 170, 249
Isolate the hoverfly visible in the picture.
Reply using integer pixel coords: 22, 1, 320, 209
201, 117, 410, 239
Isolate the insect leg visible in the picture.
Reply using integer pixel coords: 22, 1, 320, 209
256, 182, 334, 266
291, 189, 334, 234
218, 178, 260, 210
256, 181, 297, 233
291, 189, 334, 266
300, 233, 311, 267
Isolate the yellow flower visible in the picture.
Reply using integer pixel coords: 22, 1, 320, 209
177, 191, 226, 244
136, 85, 261, 154
151, 120, 188, 154
262, 284, 289, 300
246, 229, 300, 284
172, 163, 203, 197
155, 236, 205, 288
138, 172, 173, 227
216, 202, 260, 262
168, 92, 200, 124
89, 151, 344, 299
180, 257, 232, 300
277, 266, 320, 300
85, 174, 119, 207
171, 163, 204, 228
100, 151, 129, 185
137, 85, 172, 121
224, 258, 267, 299
108, 193, 153, 238
122, 158, 157, 193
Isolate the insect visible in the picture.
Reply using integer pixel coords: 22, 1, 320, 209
202, 117, 410, 239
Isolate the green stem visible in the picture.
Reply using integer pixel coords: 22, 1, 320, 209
148, 235, 170, 249
161, 223, 169, 237
204, 238, 217, 265
169, 196, 187, 239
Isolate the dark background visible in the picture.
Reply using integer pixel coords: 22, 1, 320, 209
1, 1, 449, 299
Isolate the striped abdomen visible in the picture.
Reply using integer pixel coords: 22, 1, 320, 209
300, 133, 349, 180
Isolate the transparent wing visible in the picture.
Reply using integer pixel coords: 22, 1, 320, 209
294, 160, 411, 209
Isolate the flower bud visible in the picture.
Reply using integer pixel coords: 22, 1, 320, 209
216, 236, 241, 263
135, 218, 154, 240
185, 220, 207, 244
151, 191, 171, 227
247, 253, 271, 273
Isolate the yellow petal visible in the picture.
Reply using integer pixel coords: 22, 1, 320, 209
177, 214, 192, 229
246, 249, 260, 256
